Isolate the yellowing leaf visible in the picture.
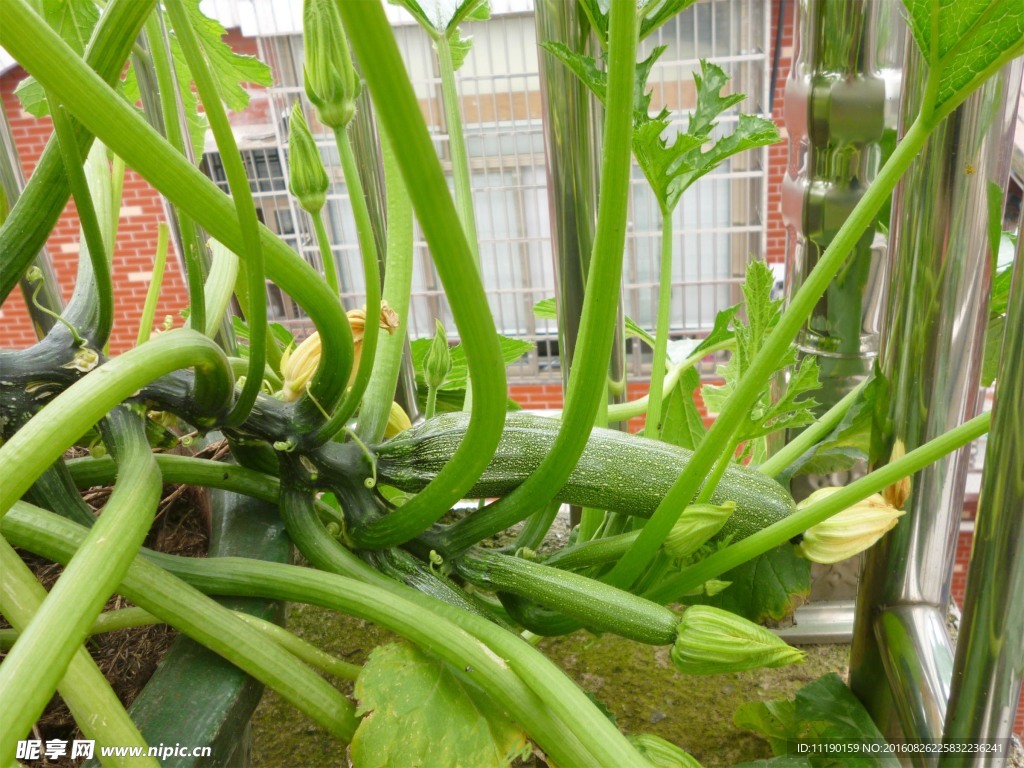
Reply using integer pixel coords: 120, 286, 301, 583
352, 643, 528, 768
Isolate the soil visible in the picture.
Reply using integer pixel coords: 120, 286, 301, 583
0, 468, 212, 768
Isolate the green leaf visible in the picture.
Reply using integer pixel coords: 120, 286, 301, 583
661, 366, 707, 450
736, 673, 900, 768
15, 0, 100, 116
447, 26, 475, 71
688, 544, 810, 623
633, 61, 779, 213
903, 0, 1024, 118
640, 0, 701, 40
352, 642, 528, 768
702, 262, 819, 448
692, 304, 738, 357
778, 375, 880, 480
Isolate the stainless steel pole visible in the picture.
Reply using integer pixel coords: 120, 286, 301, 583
940, 232, 1024, 764
849, 42, 1022, 747
779, 0, 904, 609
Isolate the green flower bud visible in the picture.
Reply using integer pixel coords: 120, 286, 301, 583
424, 320, 452, 390
288, 103, 329, 214
671, 605, 804, 675
628, 734, 703, 768
795, 488, 905, 564
303, 0, 360, 130
662, 501, 735, 559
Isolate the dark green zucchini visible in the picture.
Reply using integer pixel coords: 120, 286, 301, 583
375, 412, 796, 542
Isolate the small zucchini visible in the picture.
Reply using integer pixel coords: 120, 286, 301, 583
456, 550, 679, 645
375, 412, 796, 542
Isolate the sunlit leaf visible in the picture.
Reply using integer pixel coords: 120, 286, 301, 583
352, 642, 528, 768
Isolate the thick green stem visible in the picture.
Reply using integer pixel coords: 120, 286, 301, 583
0, 540, 158, 767
357, 132, 414, 444
310, 209, 339, 297
0, 0, 156, 305
644, 208, 674, 439
646, 411, 991, 602
756, 378, 867, 477
315, 127, 384, 443
135, 222, 170, 345
3, 502, 359, 742
0, 605, 360, 681
49, 100, 113, 347
0, 329, 232, 514
435, 0, 639, 555
2, 503, 644, 767
0, 410, 160, 756
337, 0, 507, 548
607, 115, 935, 588
0, 0, 352, 428
165, 0, 265, 427
694, 442, 735, 505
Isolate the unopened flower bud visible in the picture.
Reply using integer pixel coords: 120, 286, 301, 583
303, 0, 360, 130
796, 487, 904, 564
280, 332, 322, 402
384, 401, 412, 438
883, 439, 911, 509
288, 103, 329, 214
671, 605, 804, 675
424, 320, 452, 390
662, 501, 735, 560
628, 734, 703, 768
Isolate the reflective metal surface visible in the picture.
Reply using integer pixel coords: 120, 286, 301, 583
850, 42, 1023, 748
875, 605, 956, 743
941, 233, 1024, 764
781, 0, 903, 414
773, 600, 856, 643
535, 0, 626, 403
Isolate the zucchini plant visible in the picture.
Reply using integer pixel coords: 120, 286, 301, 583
0, 0, 1020, 765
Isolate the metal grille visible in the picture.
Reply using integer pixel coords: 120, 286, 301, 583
214, 0, 772, 381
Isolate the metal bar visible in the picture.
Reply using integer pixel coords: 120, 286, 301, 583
849, 40, 1022, 749
940, 231, 1024, 763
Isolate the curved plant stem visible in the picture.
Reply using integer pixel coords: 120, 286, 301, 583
136, 222, 170, 344
0, 410, 160, 756
49, 100, 113, 348
0, 0, 156, 305
644, 208, 674, 439
607, 115, 935, 588
337, 0, 507, 547
0, 541, 158, 768
165, 0, 266, 427
435, 0, 639, 556
144, 10, 207, 344
646, 411, 991, 602
0, 329, 232, 514
0, 0, 351, 429
315, 127, 383, 443
756, 378, 867, 477
357, 132, 414, 444
0, 605, 361, 681
3, 505, 646, 767
3, 502, 359, 742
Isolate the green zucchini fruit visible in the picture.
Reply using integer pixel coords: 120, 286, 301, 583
375, 412, 796, 542
456, 550, 679, 645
